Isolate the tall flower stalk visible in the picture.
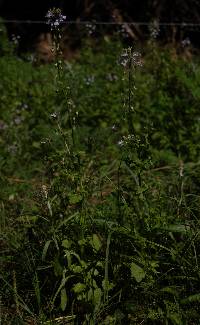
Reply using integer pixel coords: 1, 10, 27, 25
118, 47, 152, 224
119, 47, 142, 135
46, 8, 76, 152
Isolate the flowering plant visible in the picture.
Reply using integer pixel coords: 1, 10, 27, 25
46, 8, 66, 29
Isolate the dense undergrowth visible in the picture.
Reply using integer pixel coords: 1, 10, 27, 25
1, 22, 200, 324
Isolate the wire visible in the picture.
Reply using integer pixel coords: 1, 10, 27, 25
1, 19, 200, 26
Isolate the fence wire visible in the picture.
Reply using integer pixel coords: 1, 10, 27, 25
1, 19, 200, 26
1, 18, 199, 58
1, 19, 200, 27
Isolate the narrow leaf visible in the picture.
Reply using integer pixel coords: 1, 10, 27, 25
42, 240, 52, 261
60, 288, 67, 311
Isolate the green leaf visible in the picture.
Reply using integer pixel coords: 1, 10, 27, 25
181, 293, 200, 304
60, 288, 67, 311
160, 286, 179, 297
91, 234, 102, 251
160, 224, 191, 233
94, 287, 102, 306
73, 283, 86, 294
131, 262, 146, 283
68, 194, 82, 204
62, 239, 71, 249
32, 141, 41, 149
71, 265, 82, 273
64, 250, 72, 268
168, 313, 182, 325
102, 279, 114, 291
42, 240, 52, 261
17, 215, 38, 223
53, 256, 63, 277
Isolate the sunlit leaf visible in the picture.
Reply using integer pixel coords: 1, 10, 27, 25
131, 262, 145, 283
91, 234, 102, 251
62, 239, 71, 249
73, 283, 86, 293
181, 293, 200, 304
68, 194, 82, 204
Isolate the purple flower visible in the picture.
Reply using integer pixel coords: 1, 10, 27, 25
118, 48, 142, 68
46, 8, 66, 28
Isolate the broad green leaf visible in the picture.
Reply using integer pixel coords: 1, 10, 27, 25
62, 239, 71, 249
78, 238, 87, 246
60, 288, 67, 311
131, 262, 145, 283
181, 293, 200, 304
68, 194, 82, 204
96, 261, 104, 268
102, 279, 114, 291
73, 283, 86, 293
32, 141, 41, 148
71, 265, 82, 273
91, 234, 102, 251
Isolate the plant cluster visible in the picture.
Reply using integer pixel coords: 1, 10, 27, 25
1, 14, 200, 324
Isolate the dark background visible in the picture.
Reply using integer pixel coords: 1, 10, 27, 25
1, 0, 200, 47
1, 0, 200, 22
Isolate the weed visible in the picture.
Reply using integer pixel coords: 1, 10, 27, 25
1, 14, 200, 324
